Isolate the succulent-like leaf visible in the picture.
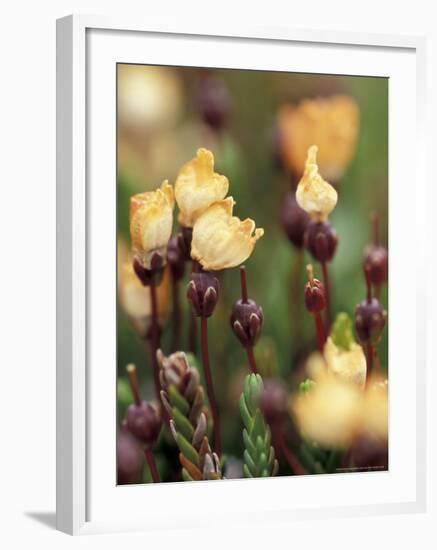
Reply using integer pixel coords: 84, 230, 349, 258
240, 373, 278, 478
159, 350, 222, 480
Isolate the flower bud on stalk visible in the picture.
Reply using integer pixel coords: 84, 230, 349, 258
355, 268, 387, 383
296, 146, 339, 325
187, 271, 219, 319
230, 266, 264, 374
124, 364, 162, 482
304, 264, 327, 354
363, 213, 388, 294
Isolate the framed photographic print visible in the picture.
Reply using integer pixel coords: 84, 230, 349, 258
56, 15, 427, 535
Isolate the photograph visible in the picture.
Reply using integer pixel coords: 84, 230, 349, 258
116, 63, 389, 484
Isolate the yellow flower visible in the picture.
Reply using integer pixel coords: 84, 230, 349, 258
361, 377, 388, 441
129, 181, 174, 269
292, 372, 362, 448
296, 145, 338, 222
175, 148, 229, 227
278, 95, 359, 181
191, 197, 264, 271
324, 337, 367, 388
118, 261, 170, 337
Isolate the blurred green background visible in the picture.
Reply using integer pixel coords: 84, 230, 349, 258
116, 64, 388, 480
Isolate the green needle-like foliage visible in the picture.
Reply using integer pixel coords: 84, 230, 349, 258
240, 374, 278, 478
158, 350, 222, 480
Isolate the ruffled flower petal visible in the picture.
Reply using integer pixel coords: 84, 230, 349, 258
191, 197, 264, 270
175, 148, 229, 227
296, 145, 338, 222
129, 180, 174, 269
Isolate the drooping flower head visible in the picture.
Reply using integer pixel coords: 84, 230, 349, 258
324, 313, 367, 388
175, 148, 229, 228
191, 197, 264, 271
278, 95, 359, 181
296, 145, 338, 222
129, 181, 174, 270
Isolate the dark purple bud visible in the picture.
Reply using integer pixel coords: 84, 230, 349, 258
133, 252, 165, 286
117, 430, 141, 484
280, 193, 310, 249
355, 298, 386, 345
259, 379, 288, 423
187, 271, 219, 318
125, 401, 162, 448
230, 300, 264, 347
363, 245, 388, 288
304, 278, 326, 313
194, 73, 232, 132
305, 221, 338, 263
167, 236, 186, 281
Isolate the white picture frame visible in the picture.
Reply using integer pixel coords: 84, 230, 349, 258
56, 14, 427, 535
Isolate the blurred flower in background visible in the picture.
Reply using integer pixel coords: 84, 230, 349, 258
277, 94, 359, 182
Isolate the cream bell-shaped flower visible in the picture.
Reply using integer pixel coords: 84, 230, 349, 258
296, 145, 338, 222
129, 181, 174, 270
324, 337, 367, 388
175, 148, 229, 227
292, 372, 362, 448
191, 197, 264, 271
118, 261, 170, 337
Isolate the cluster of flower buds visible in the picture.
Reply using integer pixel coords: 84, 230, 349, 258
124, 364, 162, 449
230, 266, 264, 348
194, 72, 233, 133
187, 270, 219, 319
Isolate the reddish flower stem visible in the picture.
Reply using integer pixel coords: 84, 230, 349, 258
171, 277, 182, 352
240, 266, 249, 303
365, 342, 374, 384
313, 312, 326, 354
321, 261, 331, 327
149, 281, 164, 407
144, 449, 160, 483
245, 346, 258, 374
188, 261, 198, 353
126, 364, 141, 406
200, 317, 221, 456
272, 426, 307, 476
